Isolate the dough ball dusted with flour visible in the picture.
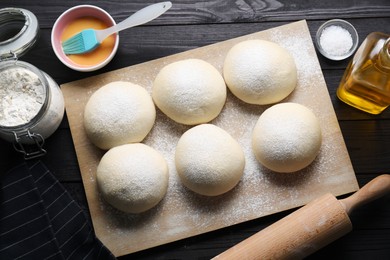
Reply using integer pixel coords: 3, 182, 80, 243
97, 143, 169, 213
152, 59, 227, 125
223, 40, 297, 105
84, 81, 156, 150
175, 124, 245, 196
252, 103, 322, 173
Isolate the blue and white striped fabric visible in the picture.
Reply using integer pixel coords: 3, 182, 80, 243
0, 161, 115, 260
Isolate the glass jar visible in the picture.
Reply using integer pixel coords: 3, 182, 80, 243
0, 8, 65, 159
337, 32, 390, 114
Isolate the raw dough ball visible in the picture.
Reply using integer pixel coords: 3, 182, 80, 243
96, 143, 169, 213
252, 103, 322, 173
152, 59, 227, 125
223, 40, 297, 105
175, 124, 245, 196
84, 81, 156, 150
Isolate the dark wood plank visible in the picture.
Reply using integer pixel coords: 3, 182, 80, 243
2, 0, 390, 27
0, 0, 389, 259
120, 193, 390, 259
18, 18, 390, 82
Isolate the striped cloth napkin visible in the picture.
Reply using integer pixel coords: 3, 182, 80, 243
0, 161, 116, 259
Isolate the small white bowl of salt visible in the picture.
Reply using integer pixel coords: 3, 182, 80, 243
315, 19, 359, 61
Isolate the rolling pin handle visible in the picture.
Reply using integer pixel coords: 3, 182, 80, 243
340, 174, 390, 215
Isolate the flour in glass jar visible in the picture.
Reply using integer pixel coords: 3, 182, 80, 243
0, 67, 45, 127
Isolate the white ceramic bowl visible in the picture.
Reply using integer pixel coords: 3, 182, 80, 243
51, 5, 119, 72
315, 19, 359, 61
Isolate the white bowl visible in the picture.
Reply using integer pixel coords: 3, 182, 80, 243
315, 19, 359, 61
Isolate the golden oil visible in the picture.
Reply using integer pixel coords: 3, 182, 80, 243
337, 32, 390, 114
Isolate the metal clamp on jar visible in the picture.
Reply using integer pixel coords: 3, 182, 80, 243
0, 8, 65, 159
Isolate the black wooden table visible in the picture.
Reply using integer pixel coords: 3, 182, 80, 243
1, 1, 389, 259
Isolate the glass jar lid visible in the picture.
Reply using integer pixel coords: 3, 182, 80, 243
0, 7, 39, 60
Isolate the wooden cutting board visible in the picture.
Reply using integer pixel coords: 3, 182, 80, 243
61, 20, 359, 257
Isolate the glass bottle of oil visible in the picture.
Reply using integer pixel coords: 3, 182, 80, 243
337, 32, 390, 114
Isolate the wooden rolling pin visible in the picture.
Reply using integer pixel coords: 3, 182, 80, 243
213, 174, 390, 260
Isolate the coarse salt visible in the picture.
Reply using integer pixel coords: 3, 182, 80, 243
320, 25, 353, 57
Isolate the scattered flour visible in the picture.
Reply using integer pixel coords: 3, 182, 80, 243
89, 22, 353, 254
